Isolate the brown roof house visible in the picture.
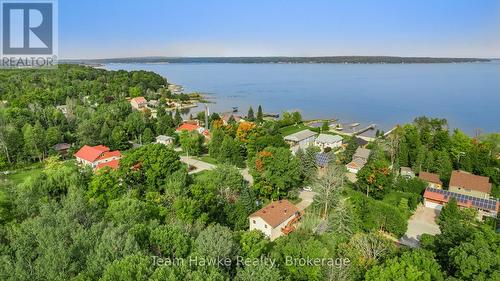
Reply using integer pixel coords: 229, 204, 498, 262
249, 200, 300, 241
419, 171, 443, 189
449, 170, 492, 199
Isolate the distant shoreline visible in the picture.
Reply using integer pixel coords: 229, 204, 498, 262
62, 56, 492, 65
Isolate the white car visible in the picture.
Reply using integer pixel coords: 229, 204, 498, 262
303, 186, 312, 192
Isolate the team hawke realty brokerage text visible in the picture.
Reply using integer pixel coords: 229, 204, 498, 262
151, 255, 351, 269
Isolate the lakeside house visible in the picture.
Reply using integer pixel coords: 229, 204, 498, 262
346, 147, 371, 174
130, 96, 148, 110
284, 129, 317, 149
249, 200, 301, 241
423, 187, 499, 218
176, 121, 210, 137
400, 167, 415, 178
419, 171, 443, 189
74, 145, 122, 170
314, 134, 343, 151
449, 170, 492, 199
156, 135, 174, 146
221, 113, 243, 125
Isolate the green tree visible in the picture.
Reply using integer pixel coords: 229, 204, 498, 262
142, 127, 154, 144
150, 224, 191, 258
250, 147, 301, 199
365, 249, 444, 281
256, 105, 263, 123
111, 125, 129, 150
193, 224, 239, 264
100, 254, 153, 281
238, 230, 270, 259
235, 263, 282, 281
356, 158, 393, 199
179, 130, 203, 156
247, 106, 255, 121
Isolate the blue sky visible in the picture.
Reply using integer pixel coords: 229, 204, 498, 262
59, 0, 500, 59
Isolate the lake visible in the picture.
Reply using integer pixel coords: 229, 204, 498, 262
105, 62, 500, 135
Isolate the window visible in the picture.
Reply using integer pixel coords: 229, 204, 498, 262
252, 220, 256, 224
264, 224, 267, 229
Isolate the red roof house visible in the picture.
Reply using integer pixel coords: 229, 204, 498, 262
74, 145, 122, 169
176, 122, 210, 137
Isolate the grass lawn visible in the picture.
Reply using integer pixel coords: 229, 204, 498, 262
2, 164, 43, 185
196, 155, 218, 165
279, 123, 315, 136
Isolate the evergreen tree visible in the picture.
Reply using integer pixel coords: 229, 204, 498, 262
142, 128, 154, 144
247, 106, 255, 121
256, 105, 263, 123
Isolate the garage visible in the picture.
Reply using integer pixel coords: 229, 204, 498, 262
424, 199, 443, 210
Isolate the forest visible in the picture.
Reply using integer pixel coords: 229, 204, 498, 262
0, 65, 499, 280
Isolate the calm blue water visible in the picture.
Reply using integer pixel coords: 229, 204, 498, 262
105, 62, 500, 134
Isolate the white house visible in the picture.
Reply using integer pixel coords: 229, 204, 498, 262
284, 129, 317, 149
74, 145, 122, 170
156, 135, 174, 146
249, 200, 301, 241
314, 134, 343, 150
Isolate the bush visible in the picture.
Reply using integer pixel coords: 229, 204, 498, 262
383, 191, 420, 212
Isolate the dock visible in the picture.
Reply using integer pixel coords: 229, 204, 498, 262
352, 124, 376, 135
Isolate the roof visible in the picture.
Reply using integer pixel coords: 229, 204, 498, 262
156, 135, 173, 141
449, 170, 492, 194
176, 123, 201, 132
221, 113, 242, 123
353, 147, 371, 160
52, 143, 71, 151
424, 187, 498, 213
95, 159, 120, 170
355, 137, 369, 146
419, 171, 443, 185
249, 200, 299, 228
315, 134, 343, 144
346, 158, 367, 169
96, 150, 121, 161
400, 167, 414, 173
284, 129, 317, 142
74, 145, 110, 162
131, 96, 147, 104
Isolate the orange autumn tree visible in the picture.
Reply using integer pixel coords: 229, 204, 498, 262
236, 121, 256, 143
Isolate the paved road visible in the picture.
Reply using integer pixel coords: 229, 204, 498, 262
399, 204, 441, 247
296, 190, 316, 211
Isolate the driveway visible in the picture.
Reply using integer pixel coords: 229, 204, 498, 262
179, 156, 255, 184
296, 190, 316, 211
180, 156, 215, 174
399, 204, 441, 247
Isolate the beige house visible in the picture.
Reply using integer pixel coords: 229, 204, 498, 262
130, 96, 147, 110
449, 170, 492, 199
400, 166, 415, 178
249, 200, 300, 241
156, 135, 174, 146
346, 147, 371, 174
418, 171, 443, 189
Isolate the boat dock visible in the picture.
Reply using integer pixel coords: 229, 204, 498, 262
352, 123, 376, 135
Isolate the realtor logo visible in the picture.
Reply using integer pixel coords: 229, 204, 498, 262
1, 0, 57, 68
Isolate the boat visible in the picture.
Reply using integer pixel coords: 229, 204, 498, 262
232, 106, 238, 112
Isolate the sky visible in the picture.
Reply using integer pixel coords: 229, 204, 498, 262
59, 0, 500, 59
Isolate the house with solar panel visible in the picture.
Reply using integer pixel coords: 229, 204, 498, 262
423, 187, 499, 218
448, 170, 492, 199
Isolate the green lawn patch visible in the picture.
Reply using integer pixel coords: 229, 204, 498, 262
279, 124, 316, 136
195, 156, 218, 165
